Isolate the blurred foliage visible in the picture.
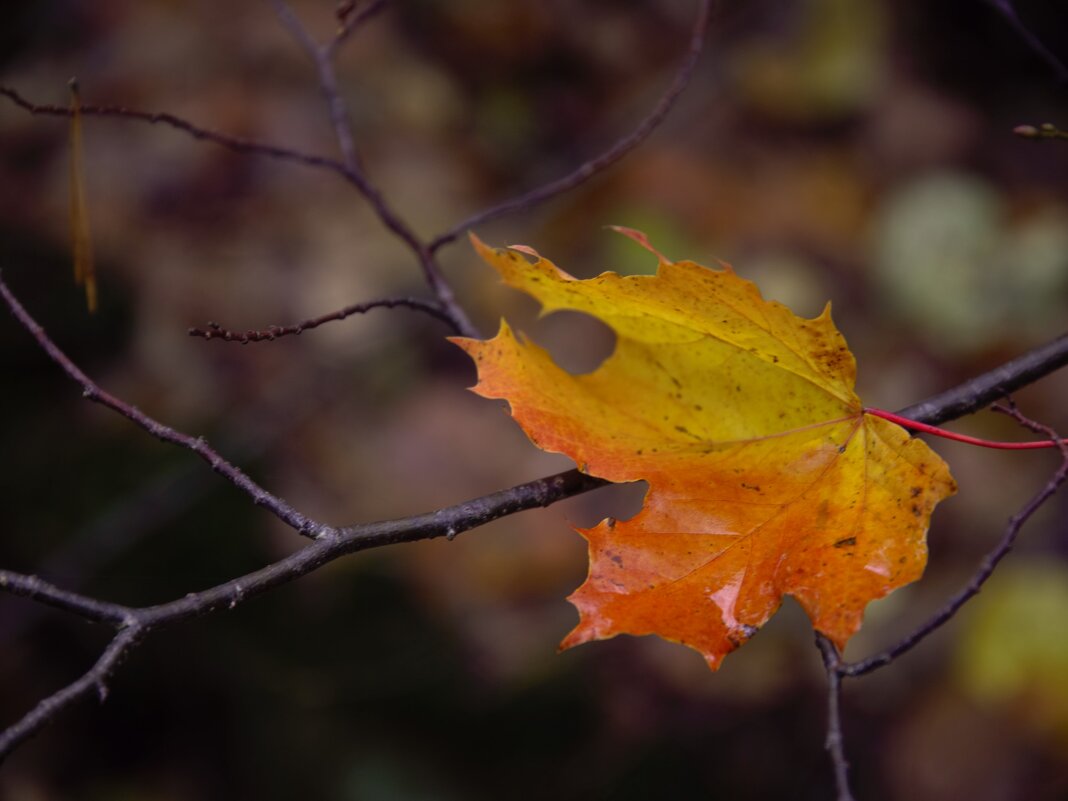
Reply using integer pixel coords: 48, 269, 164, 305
874, 171, 1068, 355
730, 0, 885, 121
957, 563, 1068, 747
1, 0, 1066, 799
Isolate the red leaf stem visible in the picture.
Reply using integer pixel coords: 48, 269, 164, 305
865, 408, 1059, 450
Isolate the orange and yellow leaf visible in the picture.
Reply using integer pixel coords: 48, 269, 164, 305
452, 231, 956, 670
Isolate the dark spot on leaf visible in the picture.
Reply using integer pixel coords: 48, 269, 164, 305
910, 487, 922, 497
834, 537, 856, 548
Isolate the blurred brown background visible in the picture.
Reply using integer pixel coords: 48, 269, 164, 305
1, 1, 1067, 799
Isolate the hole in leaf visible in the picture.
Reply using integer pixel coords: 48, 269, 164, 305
530, 310, 616, 375
566, 480, 649, 528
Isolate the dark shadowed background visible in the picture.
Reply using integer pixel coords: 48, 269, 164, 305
2, 1, 1067, 799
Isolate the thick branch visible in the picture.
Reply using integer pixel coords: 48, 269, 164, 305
138, 468, 609, 626
897, 332, 1068, 425
428, 0, 713, 253
0, 469, 607, 762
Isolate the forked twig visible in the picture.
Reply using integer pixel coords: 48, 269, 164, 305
0, 466, 608, 764
427, 0, 715, 253
4, 80, 476, 333
2, 0, 716, 343
267, 0, 477, 337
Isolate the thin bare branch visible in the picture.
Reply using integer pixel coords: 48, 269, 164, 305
188, 296, 460, 344
985, 0, 1068, 83
0, 273, 323, 539
0, 361, 344, 645
428, 0, 714, 253
815, 634, 856, 801
0, 626, 143, 765
269, 0, 362, 172
268, 0, 321, 60
0, 571, 133, 626
0, 85, 351, 179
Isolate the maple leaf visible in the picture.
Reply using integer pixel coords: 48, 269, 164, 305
452, 230, 957, 670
